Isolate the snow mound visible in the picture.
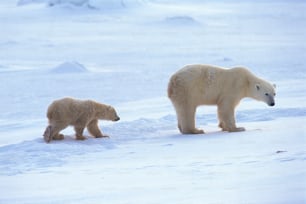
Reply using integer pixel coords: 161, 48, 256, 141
49, 61, 89, 74
163, 16, 200, 26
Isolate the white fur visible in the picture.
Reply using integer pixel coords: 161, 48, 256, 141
168, 64, 276, 134
43, 97, 120, 143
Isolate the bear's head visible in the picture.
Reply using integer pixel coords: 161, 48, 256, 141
253, 81, 276, 106
107, 106, 120, 121
96, 104, 120, 122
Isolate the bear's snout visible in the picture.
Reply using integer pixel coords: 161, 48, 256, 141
114, 117, 120, 121
266, 94, 275, 107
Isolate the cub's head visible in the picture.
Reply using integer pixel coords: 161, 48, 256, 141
97, 104, 120, 122
253, 81, 276, 106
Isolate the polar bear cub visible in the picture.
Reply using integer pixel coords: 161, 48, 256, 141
168, 64, 276, 134
43, 97, 120, 143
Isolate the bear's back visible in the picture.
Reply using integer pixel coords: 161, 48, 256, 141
47, 98, 90, 121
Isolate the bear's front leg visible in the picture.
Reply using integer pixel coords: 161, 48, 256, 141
217, 104, 245, 132
219, 121, 245, 132
74, 126, 86, 140
87, 119, 109, 138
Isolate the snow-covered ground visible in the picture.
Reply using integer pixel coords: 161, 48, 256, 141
0, 0, 305, 203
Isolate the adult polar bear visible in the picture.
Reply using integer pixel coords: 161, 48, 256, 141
168, 64, 276, 134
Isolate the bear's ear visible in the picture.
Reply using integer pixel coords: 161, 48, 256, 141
256, 84, 260, 91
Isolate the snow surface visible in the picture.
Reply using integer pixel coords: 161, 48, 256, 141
0, 0, 306, 203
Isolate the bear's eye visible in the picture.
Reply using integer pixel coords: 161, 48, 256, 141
265, 93, 269, 96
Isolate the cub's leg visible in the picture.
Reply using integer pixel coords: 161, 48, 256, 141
52, 123, 67, 140
53, 133, 64, 140
87, 119, 109, 138
217, 103, 245, 132
74, 126, 86, 140
43, 125, 53, 143
43, 124, 66, 143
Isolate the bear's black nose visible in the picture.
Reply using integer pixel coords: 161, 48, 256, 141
270, 102, 275, 106
114, 117, 120, 121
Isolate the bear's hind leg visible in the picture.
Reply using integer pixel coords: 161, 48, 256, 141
175, 103, 204, 134
53, 133, 64, 140
87, 119, 109, 138
43, 125, 52, 143
43, 124, 66, 143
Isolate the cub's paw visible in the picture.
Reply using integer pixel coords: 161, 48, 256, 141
76, 135, 87, 140
53, 134, 64, 140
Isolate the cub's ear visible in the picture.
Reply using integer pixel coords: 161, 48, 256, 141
273, 83, 276, 88
256, 84, 260, 91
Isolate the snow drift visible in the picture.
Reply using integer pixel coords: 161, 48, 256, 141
49, 61, 89, 73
